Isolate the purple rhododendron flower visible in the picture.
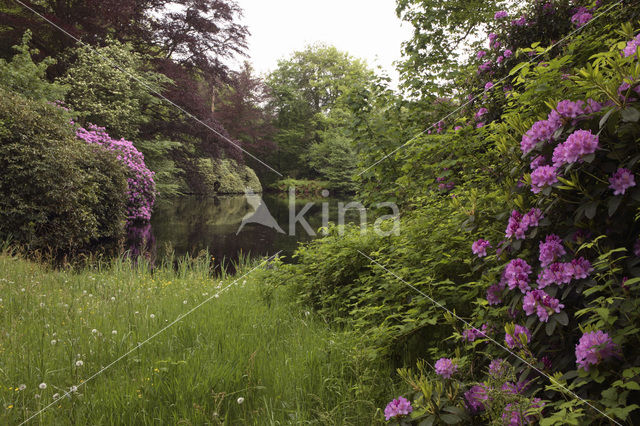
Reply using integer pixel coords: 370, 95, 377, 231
521, 118, 561, 154
487, 282, 504, 305
479, 61, 492, 72
522, 289, 564, 322
541, 356, 553, 370
555, 99, 586, 119
618, 80, 640, 101
585, 98, 602, 114
539, 234, 566, 267
505, 325, 531, 349
505, 209, 542, 240
623, 33, 640, 57
477, 50, 487, 59
494, 10, 508, 19
634, 239, 640, 257
384, 396, 413, 421
475, 108, 488, 119
531, 165, 558, 193
571, 257, 593, 279
575, 330, 620, 371
504, 49, 513, 58
463, 324, 488, 342
485, 81, 494, 90
571, 7, 593, 27
553, 129, 598, 166
489, 358, 507, 377
502, 399, 544, 425
435, 358, 458, 378
609, 168, 636, 195
530, 155, 547, 170
537, 262, 573, 288
465, 385, 489, 413
472, 239, 491, 257
512, 16, 527, 26
505, 259, 532, 293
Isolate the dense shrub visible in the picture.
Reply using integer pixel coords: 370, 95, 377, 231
383, 22, 640, 426
76, 125, 156, 222
192, 157, 262, 194
0, 89, 128, 253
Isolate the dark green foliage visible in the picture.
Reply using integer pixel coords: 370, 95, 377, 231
266, 44, 377, 180
0, 30, 67, 102
59, 41, 173, 141
0, 89, 128, 253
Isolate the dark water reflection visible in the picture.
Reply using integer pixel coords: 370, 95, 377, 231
127, 194, 361, 269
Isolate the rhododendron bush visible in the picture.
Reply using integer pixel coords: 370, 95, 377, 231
387, 25, 640, 425
76, 125, 156, 223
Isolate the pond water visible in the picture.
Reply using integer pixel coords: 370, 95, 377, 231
128, 193, 363, 270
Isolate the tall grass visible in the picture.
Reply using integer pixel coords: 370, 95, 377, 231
0, 250, 395, 425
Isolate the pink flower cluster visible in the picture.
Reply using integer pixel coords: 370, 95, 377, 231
464, 385, 489, 413
505, 324, 531, 349
552, 130, 599, 166
505, 208, 543, 240
520, 118, 560, 154
435, 357, 458, 378
523, 289, 564, 322
530, 165, 558, 193
475, 108, 488, 119
463, 324, 488, 342
487, 282, 504, 305
575, 330, 619, 371
472, 239, 491, 257
530, 155, 546, 170
505, 259, 532, 293
488, 358, 507, 377
502, 399, 544, 425
571, 7, 593, 27
511, 16, 528, 27
609, 168, 636, 195
539, 234, 566, 267
494, 10, 508, 19
537, 257, 592, 288
384, 396, 413, 421
623, 33, 640, 57
76, 125, 156, 222
478, 61, 492, 72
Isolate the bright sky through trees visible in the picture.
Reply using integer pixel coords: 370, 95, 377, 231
237, 0, 412, 86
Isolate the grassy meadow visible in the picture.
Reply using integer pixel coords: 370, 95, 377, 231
0, 250, 395, 425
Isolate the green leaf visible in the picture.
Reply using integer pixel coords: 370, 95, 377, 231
599, 108, 615, 129
556, 311, 569, 326
545, 319, 557, 336
418, 416, 435, 426
584, 201, 598, 219
608, 196, 622, 217
621, 106, 640, 123
439, 413, 460, 424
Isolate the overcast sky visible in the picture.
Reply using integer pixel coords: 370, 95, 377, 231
236, 0, 413, 86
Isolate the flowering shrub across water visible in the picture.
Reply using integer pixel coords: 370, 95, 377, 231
76, 125, 156, 222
